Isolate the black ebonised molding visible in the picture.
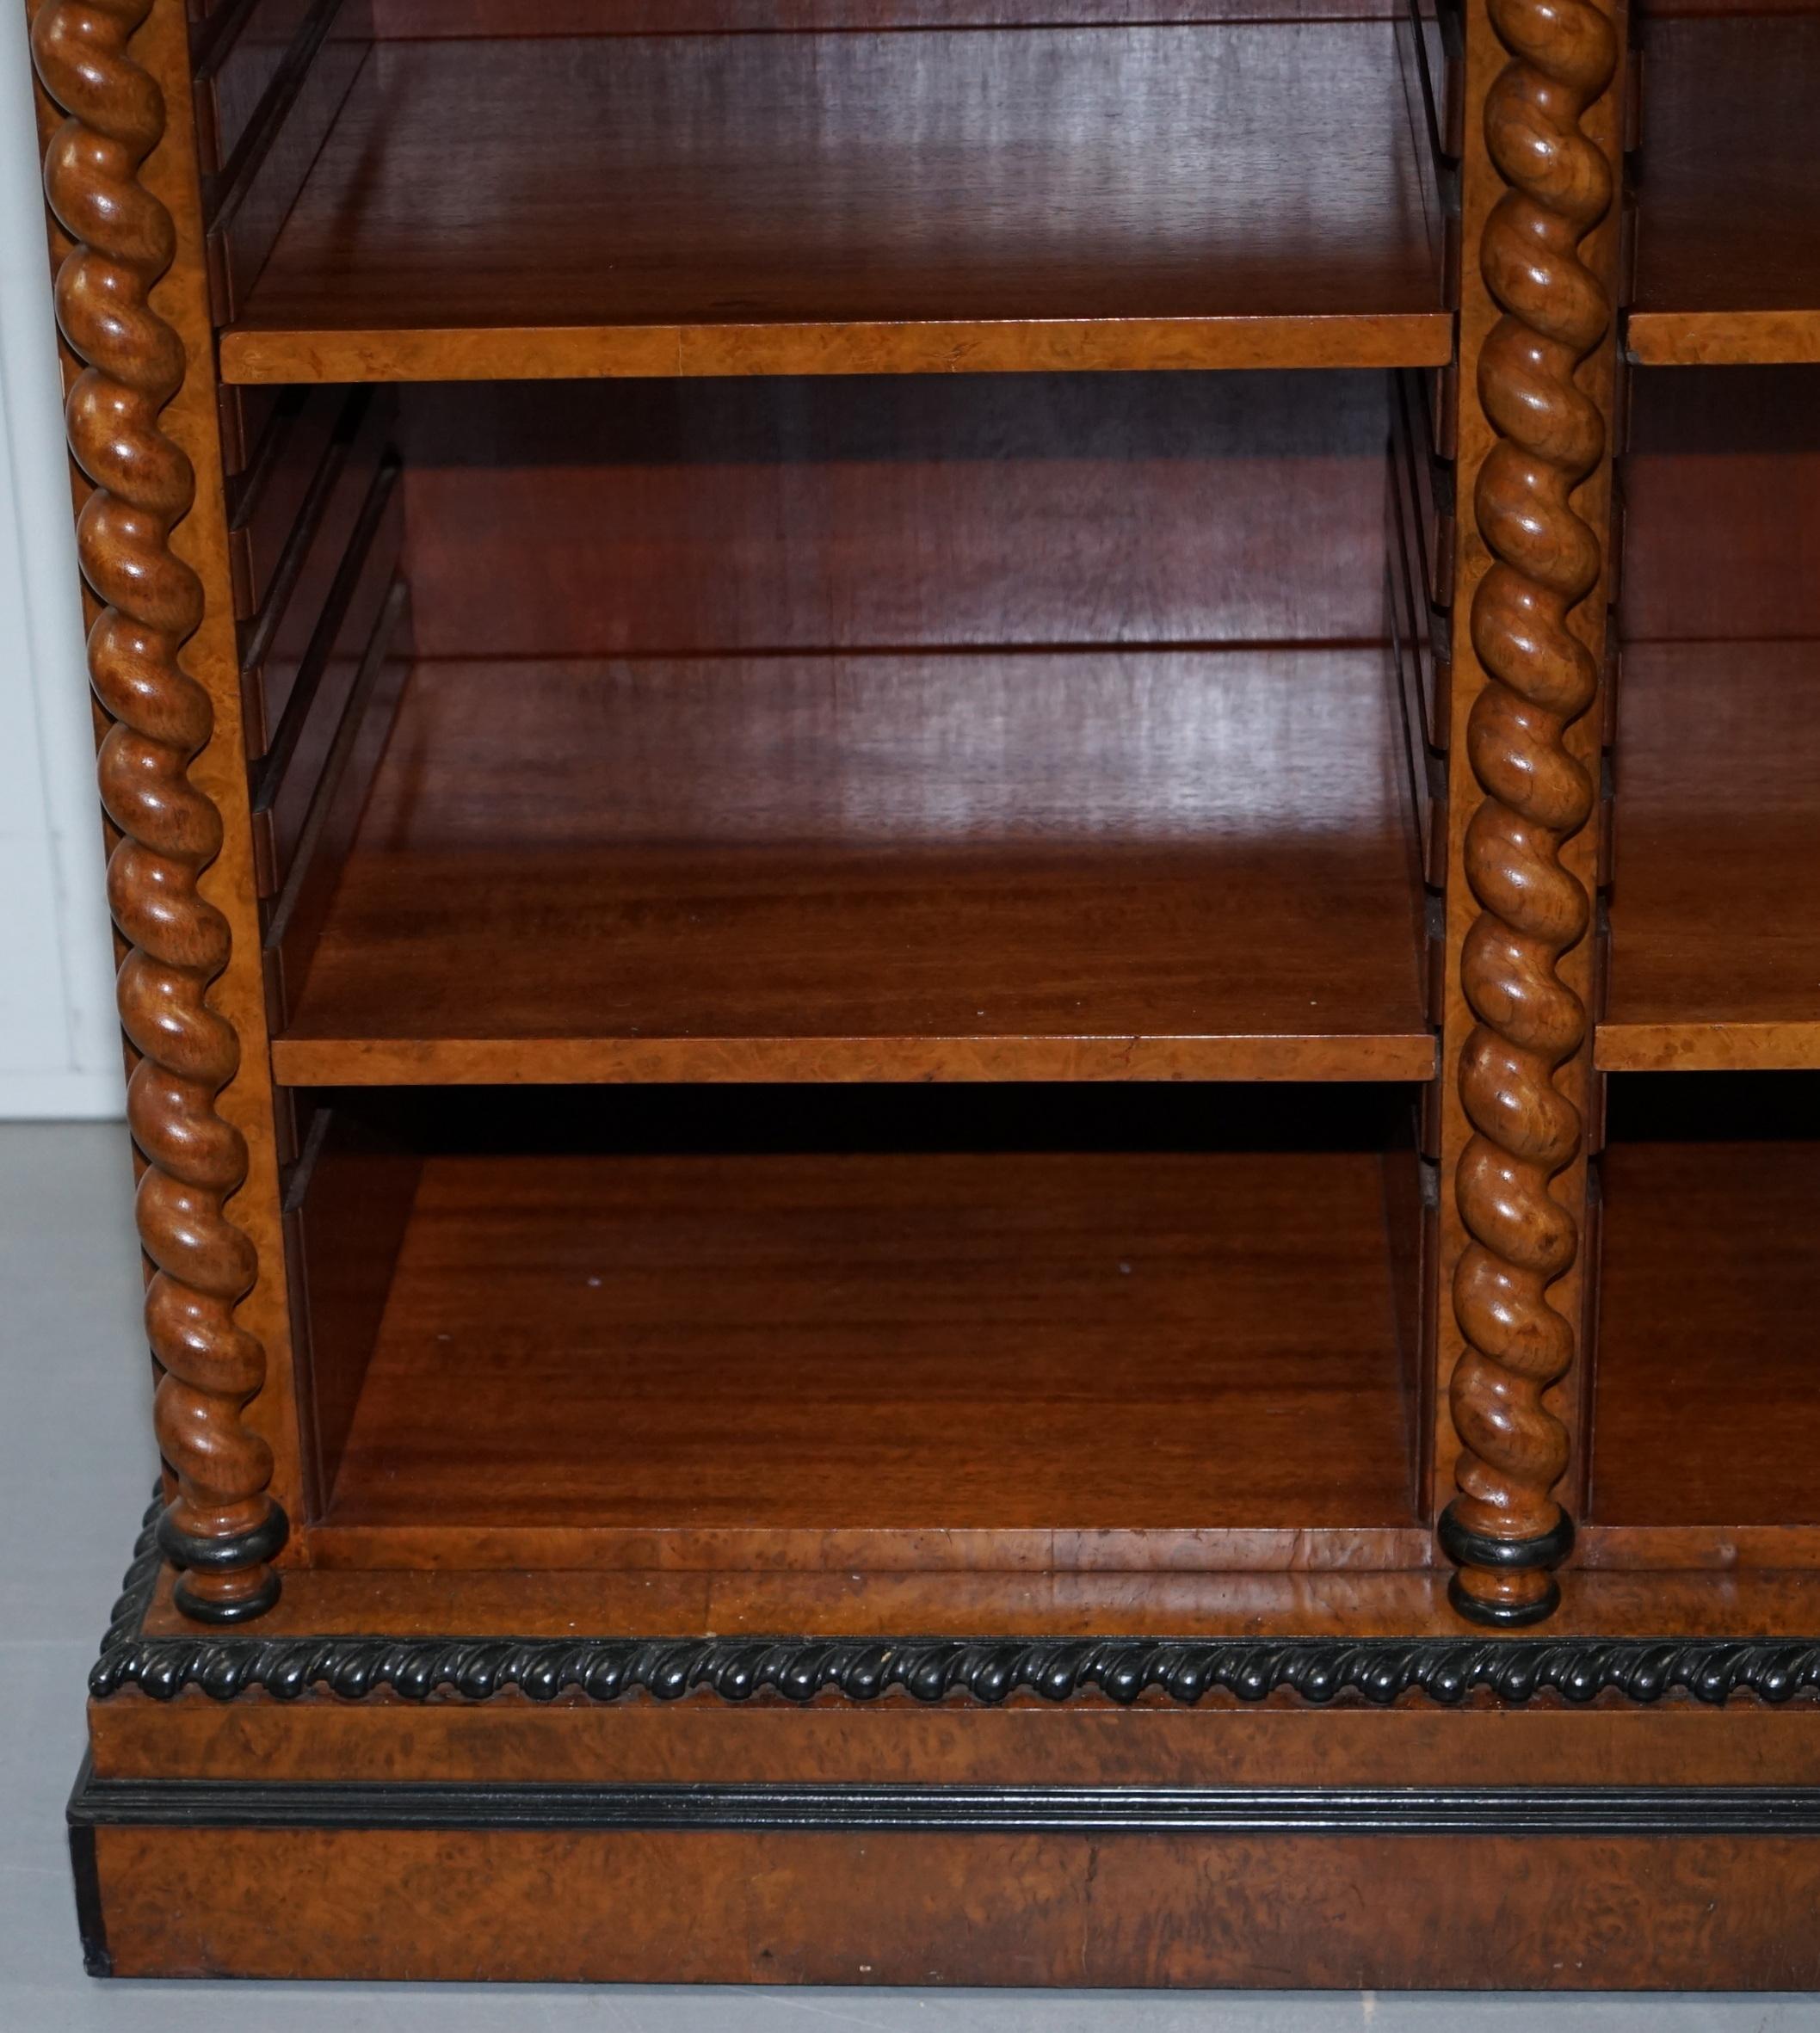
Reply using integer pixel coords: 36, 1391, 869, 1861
66, 1771, 1820, 1839
94, 1491, 1820, 1710
88, 1628, 1820, 1708
65, 1768, 109, 1981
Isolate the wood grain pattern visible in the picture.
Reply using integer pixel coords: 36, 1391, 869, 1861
282, 1104, 420, 1512
201, 0, 366, 324
268, 651, 1434, 1087
1594, 1108, 1820, 1527
1598, 643, 1820, 1073
394, 372, 1399, 662
1618, 366, 1820, 644
225, 380, 342, 623
238, 386, 390, 755
321, 1132, 1422, 1550
88, 1686, 1820, 1792
124, 1552, 1820, 1647
1626, 15, 1820, 366
191, 0, 314, 177
216, 27, 1453, 382
373, 0, 1414, 29
1440, 0, 1621, 1625
1628, 311, 1820, 368
88, 1824, 1820, 1986
33, 0, 287, 1621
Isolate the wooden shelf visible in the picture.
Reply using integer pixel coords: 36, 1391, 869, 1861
1597, 642, 1820, 1073
1593, 1093, 1820, 1528
216, 26, 1453, 384
270, 650, 1435, 1087
1626, 16, 1820, 367
318, 1133, 1423, 1560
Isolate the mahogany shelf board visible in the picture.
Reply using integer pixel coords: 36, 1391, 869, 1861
1592, 1134, 1820, 1528
215, 27, 1453, 383
321, 1143, 1420, 1542
271, 652, 1435, 1087
1626, 16, 1820, 366
1597, 642, 1820, 1072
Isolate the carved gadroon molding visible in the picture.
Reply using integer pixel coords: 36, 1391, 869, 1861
1445, 0, 1617, 1626
91, 1496, 1820, 1709
34, 0, 286, 1621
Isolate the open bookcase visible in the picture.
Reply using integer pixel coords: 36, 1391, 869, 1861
29, 0, 1820, 1989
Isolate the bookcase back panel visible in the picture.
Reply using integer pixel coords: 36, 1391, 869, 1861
370, 0, 1408, 34
1592, 1074, 1820, 1532
1603, 365, 1820, 1073
397, 371, 1393, 660
1620, 366, 1820, 642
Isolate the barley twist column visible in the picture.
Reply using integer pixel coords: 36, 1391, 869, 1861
1440, 0, 1617, 1625
34, 0, 287, 1620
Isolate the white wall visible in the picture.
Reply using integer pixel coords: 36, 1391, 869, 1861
0, 25, 123, 1119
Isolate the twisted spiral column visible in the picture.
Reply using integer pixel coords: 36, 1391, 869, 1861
1441, 0, 1616, 1627
34, 0, 286, 1621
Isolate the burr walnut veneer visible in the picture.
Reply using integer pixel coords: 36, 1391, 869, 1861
28, 0, 1820, 1990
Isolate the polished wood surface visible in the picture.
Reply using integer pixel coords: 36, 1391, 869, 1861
201, 0, 365, 324
238, 387, 392, 757
130, 1555, 1820, 1645
31, 0, 1820, 1994
374, 0, 1416, 28
1626, 15, 1820, 366
192, 0, 314, 178
396, 372, 1399, 660
1593, 1088, 1820, 1526
217, 26, 1453, 382
1599, 643, 1820, 1072
89, 1825, 1820, 1987
1436, 0, 1622, 1622
1619, 366, 1820, 644
282, 1103, 420, 1512
32, 0, 295, 1618
272, 651, 1434, 1087
324, 1131, 1422, 1549
89, 1682, 1820, 1790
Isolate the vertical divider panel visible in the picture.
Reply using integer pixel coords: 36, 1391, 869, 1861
1432, 0, 1627, 1623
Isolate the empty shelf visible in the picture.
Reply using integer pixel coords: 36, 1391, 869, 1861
219, 26, 1453, 383
271, 650, 1435, 1086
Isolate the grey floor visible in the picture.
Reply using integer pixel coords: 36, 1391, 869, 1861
2, 1120, 1817, 2030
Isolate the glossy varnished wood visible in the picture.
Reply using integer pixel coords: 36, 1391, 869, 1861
216, 26, 1453, 382
1593, 1108, 1820, 1527
271, 652, 1434, 1086
1599, 643, 1820, 1072
321, 1135, 1422, 1553
84, 1824, 1820, 1986
86, 1676, 1820, 1792
126, 1557, 1820, 1648
1626, 15, 1820, 365
1618, 366, 1820, 644
33, 0, 1820, 1995
31, 0, 300, 1616
1435, 0, 1623, 1621
373, 0, 1416, 27
395, 372, 1400, 661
